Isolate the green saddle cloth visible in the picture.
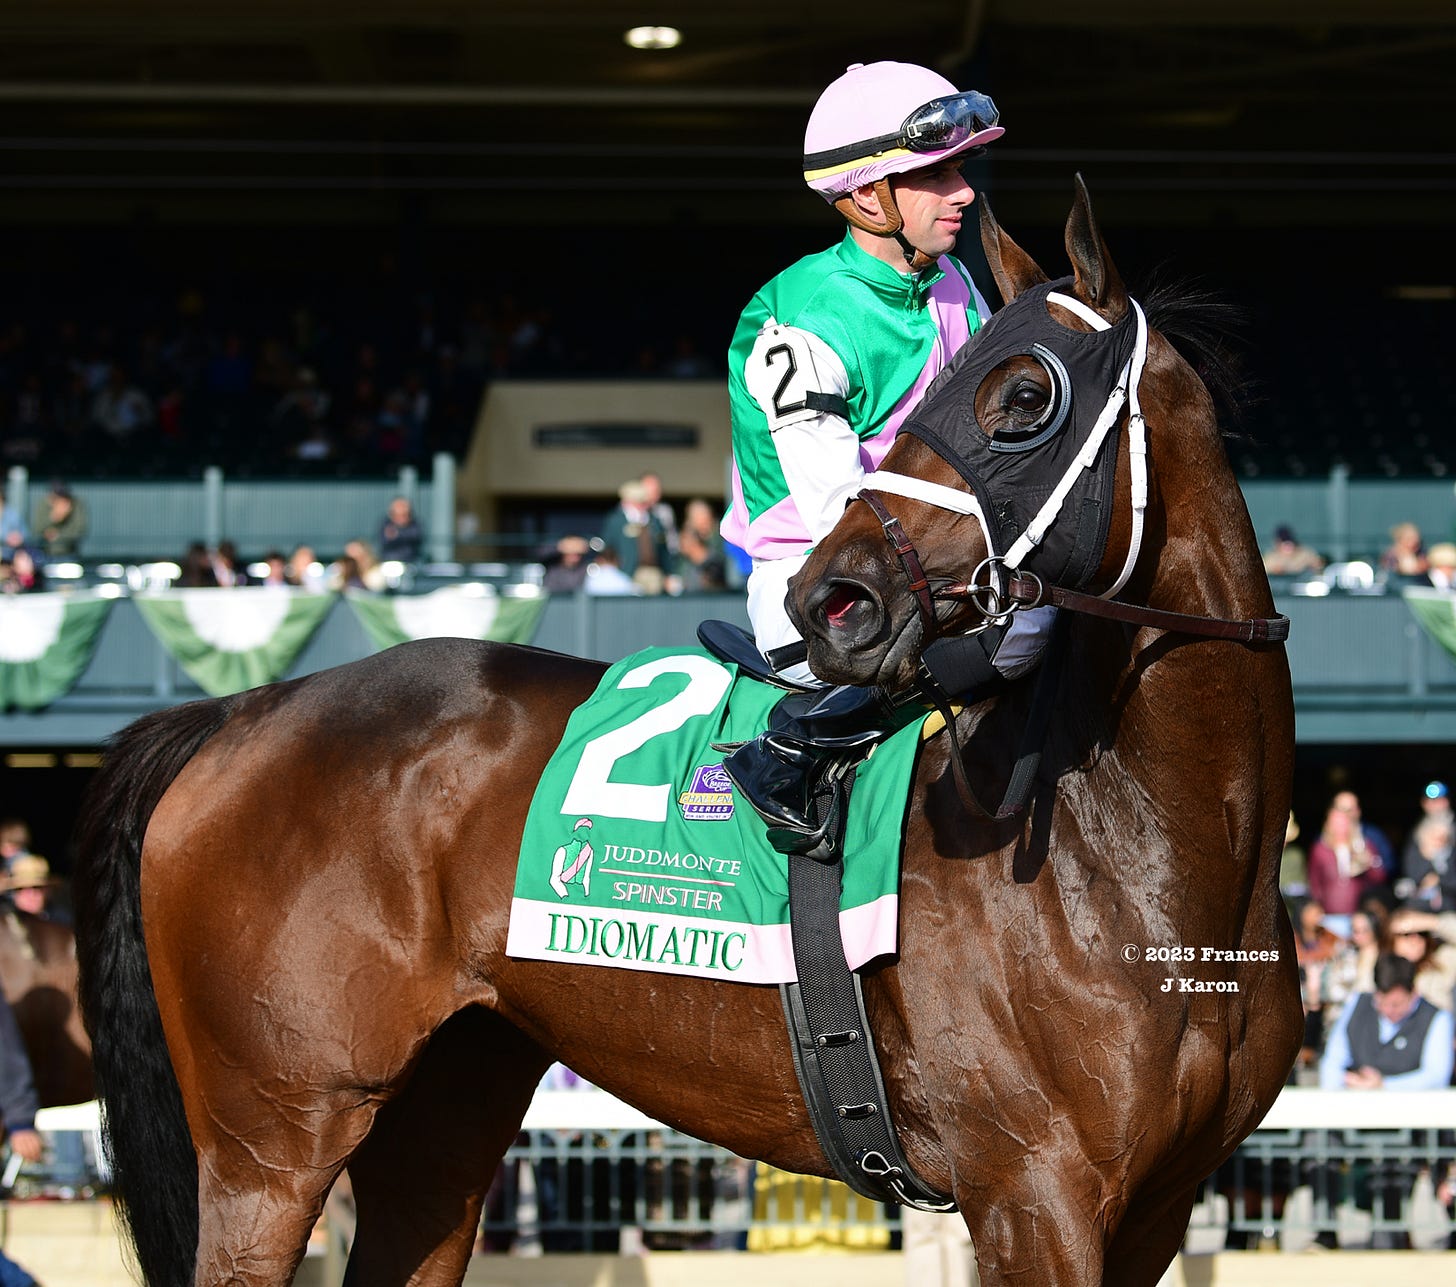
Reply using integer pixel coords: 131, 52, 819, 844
506, 646, 927, 983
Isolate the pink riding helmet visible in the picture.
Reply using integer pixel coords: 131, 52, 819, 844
803, 61, 1004, 201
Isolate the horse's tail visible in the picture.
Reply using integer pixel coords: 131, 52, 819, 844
73, 697, 234, 1287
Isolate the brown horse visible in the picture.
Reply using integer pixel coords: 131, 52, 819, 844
72, 182, 1300, 1287
0, 905, 93, 1109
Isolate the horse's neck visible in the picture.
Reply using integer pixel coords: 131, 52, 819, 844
1147, 447, 1272, 624
1085, 447, 1288, 851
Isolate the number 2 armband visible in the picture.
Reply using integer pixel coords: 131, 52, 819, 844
745, 322, 851, 432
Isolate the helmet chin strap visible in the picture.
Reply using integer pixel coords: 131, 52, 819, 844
893, 232, 936, 275
834, 179, 936, 274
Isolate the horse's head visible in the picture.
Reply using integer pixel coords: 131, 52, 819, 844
787, 176, 1243, 691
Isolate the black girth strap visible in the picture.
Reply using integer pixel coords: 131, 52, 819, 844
779, 766, 956, 1213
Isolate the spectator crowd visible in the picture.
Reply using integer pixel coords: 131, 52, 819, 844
2, 472, 743, 603
1263, 519, 1456, 589
0, 281, 724, 481
1284, 779, 1456, 1093
538, 471, 740, 599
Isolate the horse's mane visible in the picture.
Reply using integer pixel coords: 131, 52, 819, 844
1136, 268, 1254, 439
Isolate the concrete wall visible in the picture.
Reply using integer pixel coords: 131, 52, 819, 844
2, 589, 1454, 748
458, 380, 730, 531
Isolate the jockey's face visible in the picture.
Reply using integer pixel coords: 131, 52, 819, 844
891, 161, 975, 260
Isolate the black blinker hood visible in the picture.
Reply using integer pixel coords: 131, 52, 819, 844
898, 277, 1137, 589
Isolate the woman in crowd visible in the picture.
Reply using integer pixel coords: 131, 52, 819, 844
329, 554, 365, 591
1308, 802, 1387, 914
1320, 906, 1386, 1032
0, 546, 44, 594
1293, 896, 1344, 1068
342, 538, 388, 591
1380, 521, 1429, 579
1386, 907, 1456, 1013
176, 541, 219, 587
675, 498, 727, 593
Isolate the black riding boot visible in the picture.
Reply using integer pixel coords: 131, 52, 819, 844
720, 685, 897, 854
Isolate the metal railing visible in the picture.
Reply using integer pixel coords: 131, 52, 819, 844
476, 1091, 889, 1253
25, 1090, 1456, 1276
1206, 1089, 1456, 1252
10, 460, 1456, 573
310, 1089, 1456, 1272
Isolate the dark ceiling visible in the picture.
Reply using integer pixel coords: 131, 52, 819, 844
2, 1, 1454, 235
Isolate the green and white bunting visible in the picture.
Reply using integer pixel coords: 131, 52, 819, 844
1404, 586, 1456, 664
133, 587, 335, 697
346, 585, 546, 650
0, 590, 115, 711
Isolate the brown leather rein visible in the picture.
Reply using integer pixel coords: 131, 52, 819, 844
856, 488, 1290, 647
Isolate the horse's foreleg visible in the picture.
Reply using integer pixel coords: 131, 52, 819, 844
344, 1007, 551, 1287
1102, 1180, 1200, 1287
956, 1165, 1116, 1287
959, 1163, 1195, 1287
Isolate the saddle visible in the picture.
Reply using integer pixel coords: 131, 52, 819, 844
695, 620, 812, 691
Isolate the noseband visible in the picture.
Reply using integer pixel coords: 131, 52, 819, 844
857, 484, 1289, 646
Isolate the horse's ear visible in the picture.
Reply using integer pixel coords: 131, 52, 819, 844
1065, 174, 1128, 321
979, 195, 1048, 304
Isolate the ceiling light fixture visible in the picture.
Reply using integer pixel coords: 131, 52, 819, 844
624, 26, 682, 51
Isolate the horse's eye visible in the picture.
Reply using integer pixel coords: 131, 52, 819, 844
1010, 384, 1050, 416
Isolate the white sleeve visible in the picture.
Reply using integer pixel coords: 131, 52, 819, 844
743, 322, 861, 544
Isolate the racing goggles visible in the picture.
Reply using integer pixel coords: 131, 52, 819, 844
803, 91, 1001, 171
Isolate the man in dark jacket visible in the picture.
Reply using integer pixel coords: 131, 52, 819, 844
600, 480, 670, 595
0, 990, 42, 1287
377, 496, 423, 563
33, 483, 87, 559
1319, 953, 1456, 1090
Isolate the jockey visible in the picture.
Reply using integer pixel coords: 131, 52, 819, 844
719, 62, 1054, 852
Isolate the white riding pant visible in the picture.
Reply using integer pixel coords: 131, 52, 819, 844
745, 554, 819, 686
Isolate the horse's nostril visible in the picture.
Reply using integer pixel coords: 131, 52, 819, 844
812, 581, 882, 644
822, 584, 862, 630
